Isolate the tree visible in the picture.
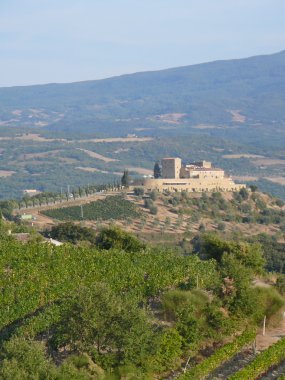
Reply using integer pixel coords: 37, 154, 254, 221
200, 234, 265, 274
134, 187, 144, 196
153, 162, 161, 179
152, 329, 182, 372
96, 226, 145, 252
52, 284, 154, 369
48, 222, 97, 244
0, 337, 56, 379
250, 185, 258, 192
149, 190, 158, 201
149, 205, 158, 215
121, 170, 130, 188
239, 187, 249, 200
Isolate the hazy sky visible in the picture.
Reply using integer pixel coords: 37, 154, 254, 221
1, 0, 284, 87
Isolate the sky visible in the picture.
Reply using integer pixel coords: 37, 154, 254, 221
1, 0, 285, 87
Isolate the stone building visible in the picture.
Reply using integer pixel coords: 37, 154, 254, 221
133, 157, 245, 193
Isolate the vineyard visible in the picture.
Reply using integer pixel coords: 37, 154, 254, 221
229, 336, 285, 379
178, 329, 256, 380
0, 227, 284, 378
41, 195, 141, 221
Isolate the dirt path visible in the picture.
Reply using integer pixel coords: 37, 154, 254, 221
256, 310, 285, 351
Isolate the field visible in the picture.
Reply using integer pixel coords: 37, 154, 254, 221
42, 195, 141, 221
17, 189, 285, 254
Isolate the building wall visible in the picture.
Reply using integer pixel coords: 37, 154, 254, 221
134, 177, 245, 193
192, 161, 212, 168
161, 158, 181, 179
189, 169, 224, 179
133, 157, 245, 193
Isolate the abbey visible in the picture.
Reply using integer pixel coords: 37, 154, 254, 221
135, 157, 245, 193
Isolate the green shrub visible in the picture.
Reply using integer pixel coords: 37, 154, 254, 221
149, 190, 158, 201
149, 205, 158, 215
152, 328, 182, 372
133, 187, 144, 196
217, 222, 226, 231
96, 226, 145, 252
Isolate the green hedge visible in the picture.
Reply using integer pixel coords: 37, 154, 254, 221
178, 329, 256, 380
229, 336, 285, 380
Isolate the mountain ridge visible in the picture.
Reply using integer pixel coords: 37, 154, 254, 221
1, 49, 285, 90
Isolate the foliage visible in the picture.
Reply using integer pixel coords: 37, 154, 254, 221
248, 234, 285, 273
52, 283, 154, 370
96, 226, 145, 252
149, 190, 158, 201
152, 328, 182, 372
149, 205, 158, 215
133, 187, 144, 196
121, 170, 130, 188
42, 196, 140, 221
178, 329, 256, 380
47, 222, 97, 244
276, 275, 285, 295
153, 162, 161, 179
200, 234, 265, 274
228, 336, 285, 380
0, 337, 56, 379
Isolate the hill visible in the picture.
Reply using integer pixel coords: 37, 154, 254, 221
0, 51, 285, 199
0, 192, 285, 378
1, 50, 285, 134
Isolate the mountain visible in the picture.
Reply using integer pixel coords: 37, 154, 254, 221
0, 50, 285, 135
0, 51, 285, 200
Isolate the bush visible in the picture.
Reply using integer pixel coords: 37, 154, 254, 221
275, 198, 285, 207
217, 222, 226, 231
152, 328, 182, 372
144, 199, 154, 209
47, 222, 96, 244
96, 226, 145, 252
252, 287, 284, 322
149, 205, 158, 215
239, 188, 249, 200
149, 191, 158, 201
276, 275, 285, 295
134, 187, 144, 196
198, 223, 206, 232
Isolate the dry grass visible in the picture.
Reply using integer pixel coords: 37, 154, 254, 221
15, 133, 67, 142
193, 124, 223, 129
223, 154, 264, 159
265, 177, 285, 186
114, 148, 130, 154
151, 113, 186, 124
57, 157, 80, 164
233, 175, 259, 181
76, 148, 118, 163
127, 167, 153, 175
18, 191, 283, 240
0, 170, 15, 177
79, 137, 153, 143
20, 150, 61, 159
229, 109, 246, 123
252, 158, 285, 167
76, 167, 109, 174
